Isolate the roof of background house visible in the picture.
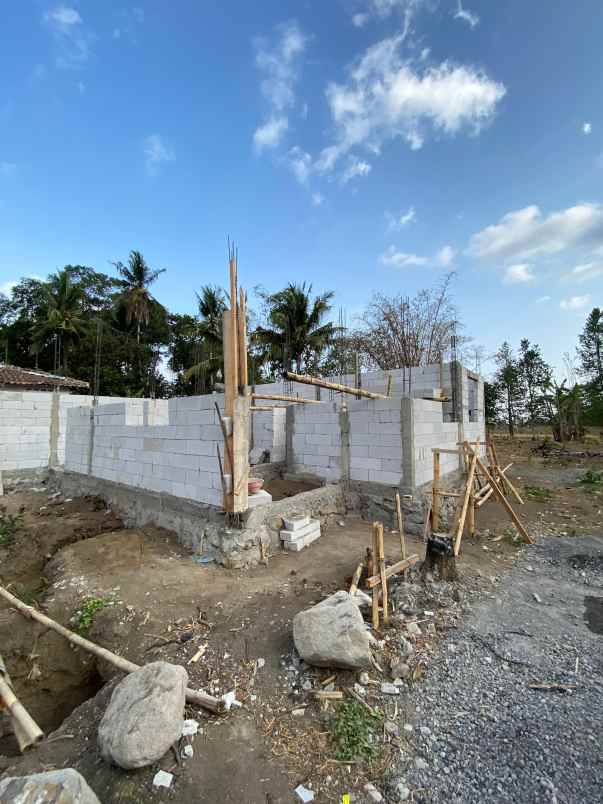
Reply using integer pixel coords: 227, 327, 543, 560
0, 364, 90, 390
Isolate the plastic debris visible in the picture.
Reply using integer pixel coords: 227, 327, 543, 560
192, 554, 215, 565
221, 690, 242, 711
294, 784, 315, 802
182, 744, 194, 759
153, 771, 173, 789
182, 718, 199, 737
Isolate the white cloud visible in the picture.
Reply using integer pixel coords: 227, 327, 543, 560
0, 162, 17, 176
312, 192, 324, 207
352, 13, 370, 27
436, 245, 457, 267
560, 295, 590, 311
386, 206, 416, 230
287, 146, 312, 185
253, 117, 288, 152
340, 156, 371, 184
44, 5, 91, 68
143, 134, 175, 175
571, 262, 603, 282
253, 21, 307, 153
468, 203, 603, 262
319, 36, 505, 172
503, 263, 534, 284
381, 245, 427, 268
420, 47, 430, 61
454, 0, 479, 29
582, 122, 592, 135
0, 280, 17, 297
536, 295, 551, 304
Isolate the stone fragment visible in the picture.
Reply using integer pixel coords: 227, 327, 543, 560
415, 757, 428, 770
152, 770, 173, 789
406, 621, 422, 636
391, 661, 411, 679
381, 682, 400, 695
396, 782, 411, 801
293, 591, 372, 669
364, 782, 384, 802
98, 661, 187, 769
0, 769, 100, 804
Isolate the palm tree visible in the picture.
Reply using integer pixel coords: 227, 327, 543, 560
113, 251, 165, 343
253, 282, 336, 375
30, 270, 86, 374
185, 286, 227, 392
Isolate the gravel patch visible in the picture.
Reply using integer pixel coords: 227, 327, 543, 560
387, 536, 603, 803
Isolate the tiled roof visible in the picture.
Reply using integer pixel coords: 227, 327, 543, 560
0, 364, 89, 390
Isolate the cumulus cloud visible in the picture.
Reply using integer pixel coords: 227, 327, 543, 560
560, 295, 590, 311
386, 206, 416, 230
318, 35, 505, 172
143, 134, 175, 175
352, 13, 370, 27
503, 263, 534, 284
380, 246, 427, 268
44, 5, 92, 68
454, 0, 479, 29
287, 146, 312, 185
467, 203, 603, 262
582, 122, 592, 135
253, 117, 288, 152
253, 21, 307, 152
436, 245, 457, 267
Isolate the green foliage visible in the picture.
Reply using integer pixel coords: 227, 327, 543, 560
0, 506, 23, 546
330, 699, 381, 762
74, 597, 108, 635
578, 469, 603, 487
577, 307, 603, 386
523, 485, 552, 501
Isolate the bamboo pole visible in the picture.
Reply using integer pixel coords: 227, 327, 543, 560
349, 562, 363, 595
0, 676, 44, 752
375, 522, 388, 625
395, 492, 406, 561
365, 555, 420, 588
474, 457, 533, 543
371, 525, 380, 630
0, 587, 225, 713
285, 371, 389, 400
250, 405, 282, 411
454, 452, 477, 556
251, 393, 322, 405
237, 287, 248, 391
432, 450, 441, 531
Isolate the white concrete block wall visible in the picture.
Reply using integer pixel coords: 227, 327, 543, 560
251, 407, 286, 463
348, 398, 403, 485
65, 396, 224, 506
0, 391, 54, 470
290, 403, 342, 481
412, 399, 460, 487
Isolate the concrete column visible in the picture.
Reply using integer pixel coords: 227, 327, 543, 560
285, 404, 295, 472
86, 400, 97, 475
400, 396, 415, 494
48, 390, 60, 469
338, 402, 350, 484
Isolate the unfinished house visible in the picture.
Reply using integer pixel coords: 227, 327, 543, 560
0, 359, 485, 567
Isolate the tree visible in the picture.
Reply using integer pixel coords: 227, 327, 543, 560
350, 273, 462, 370
577, 308, 603, 387
517, 339, 552, 430
493, 342, 523, 436
541, 380, 584, 442
30, 270, 87, 374
484, 380, 501, 426
113, 251, 166, 343
253, 283, 336, 375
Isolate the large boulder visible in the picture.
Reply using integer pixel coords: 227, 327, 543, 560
98, 661, 187, 769
293, 591, 372, 669
0, 769, 100, 804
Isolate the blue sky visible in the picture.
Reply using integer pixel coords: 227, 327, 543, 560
1, 1, 602, 377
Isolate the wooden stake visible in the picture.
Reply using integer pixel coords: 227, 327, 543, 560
385, 373, 393, 397
422, 497, 433, 542
349, 562, 364, 595
395, 492, 406, 560
474, 456, 533, 543
371, 524, 380, 630
365, 554, 420, 588
237, 287, 248, 390
285, 371, 389, 400
375, 522, 388, 624
432, 449, 441, 531
454, 452, 477, 556
0, 586, 224, 714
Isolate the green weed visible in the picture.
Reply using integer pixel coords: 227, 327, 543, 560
523, 485, 552, 502
330, 699, 381, 762
74, 597, 108, 635
0, 506, 24, 546
578, 470, 603, 487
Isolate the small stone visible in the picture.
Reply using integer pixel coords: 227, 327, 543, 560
338, 520, 346, 527
381, 682, 400, 695
406, 622, 422, 636
302, 679, 313, 691
391, 661, 411, 680
526, 565, 534, 572
292, 707, 306, 717
396, 782, 411, 801
182, 719, 199, 737
415, 757, 428, 770
385, 720, 400, 737
532, 592, 542, 603
403, 723, 413, 733
354, 682, 367, 696
256, 657, 266, 669
364, 782, 384, 802
359, 671, 370, 685
419, 726, 431, 736
399, 636, 415, 659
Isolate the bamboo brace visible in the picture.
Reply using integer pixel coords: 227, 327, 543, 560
0, 654, 44, 752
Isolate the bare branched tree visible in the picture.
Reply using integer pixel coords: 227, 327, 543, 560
350, 273, 463, 369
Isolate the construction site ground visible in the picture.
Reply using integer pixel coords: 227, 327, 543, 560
0, 436, 601, 803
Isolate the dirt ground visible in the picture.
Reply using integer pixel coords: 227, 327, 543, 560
1, 436, 602, 803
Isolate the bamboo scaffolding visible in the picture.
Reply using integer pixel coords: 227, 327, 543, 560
284, 371, 389, 400
0, 654, 43, 751
0, 587, 224, 714
251, 393, 322, 405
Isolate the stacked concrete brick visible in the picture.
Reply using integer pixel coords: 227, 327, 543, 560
0, 391, 54, 470
64, 396, 224, 507
412, 399, 460, 487
289, 403, 342, 481
348, 398, 403, 485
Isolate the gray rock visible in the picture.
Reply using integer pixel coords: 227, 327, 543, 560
293, 591, 371, 669
399, 635, 415, 658
415, 757, 428, 770
391, 661, 411, 679
396, 782, 411, 801
98, 661, 187, 769
0, 769, 100, 803
364, 782, 383, 802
